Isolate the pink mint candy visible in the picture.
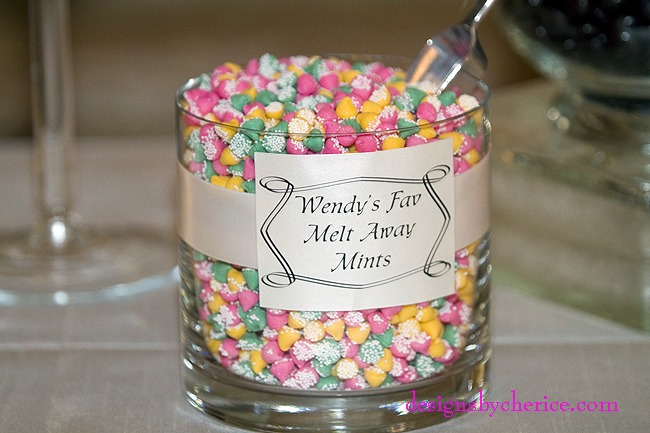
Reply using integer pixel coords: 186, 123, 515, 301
243, 157, 256, 180
390, 336, 413, 358
375, 121, 396, 134
235, 79, 252, 93
438, 303, 461, 325
459, 135, 475, 154
395, 366, 419, 384
245, 58, 259, 75
454, 156, 472, 175
340, 337, 359, 358
456, 302, 472, 323
344, 376, 367, 390
261, 341, 284, 363
353, 355, 370, 369
290, 339, 315, 363
199, 305, 211, 321
343, 311, 365, 327
286, 138, 309, 155
336, 125, 357, 147
319, 72, 339, 90
435, 341, 460, 364
368, 64, 393, 81
416, 101, 438, 123
410, 335, 432, 354
350, 74, 374, 100
435, 112, 455, 134
390, 357, 408, 377
366, 312, 389, 335
388, 86, 401, 97
219, 338, 240, 359
194, 261, 212, 282
212, 160, 230, 176
220, 304, 241, 327
354, 134, 379, 152
297, 73, 319, 96
322, 120, 340, 134
187, 161, 203, 174
456, 256, 470, 267
380, 306, 402, 320
406, 134, 427, 147
270, 358, 296, 383
322, 137, 345, 154
266, 311, 289, 330
199, 286, 213, 303
243, 102, 265, 115
286, 365, 319, 389
215, 79, 236, 99
238, 289, 258, 312
218, 288, 238, 302
220, 357, 236, 369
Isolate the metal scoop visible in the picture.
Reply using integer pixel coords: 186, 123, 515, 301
406, 0, 496, 91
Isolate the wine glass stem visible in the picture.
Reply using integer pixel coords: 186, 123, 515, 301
28, 0, 82, 252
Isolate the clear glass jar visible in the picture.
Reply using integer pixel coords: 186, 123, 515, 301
176, 55, 491, 431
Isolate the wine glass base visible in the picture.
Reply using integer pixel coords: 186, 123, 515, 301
0, 228, 178, 306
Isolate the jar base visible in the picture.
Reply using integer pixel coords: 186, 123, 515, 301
181, 348, 490, 432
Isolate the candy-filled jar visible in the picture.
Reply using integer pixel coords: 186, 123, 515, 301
176, 54, 491, 432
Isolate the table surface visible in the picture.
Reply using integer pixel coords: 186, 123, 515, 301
1, 80, 649, 433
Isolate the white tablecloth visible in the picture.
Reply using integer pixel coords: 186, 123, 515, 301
1, 82, 649, 432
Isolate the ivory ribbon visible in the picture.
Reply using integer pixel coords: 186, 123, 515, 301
177, 153, 490, 268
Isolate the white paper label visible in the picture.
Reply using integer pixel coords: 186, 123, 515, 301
255, 140, 455, 311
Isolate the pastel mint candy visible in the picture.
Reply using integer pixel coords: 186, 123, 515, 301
211, 261, 232, 283
406, 87, 427, 107
342, 118, 362, 132
237, 332, 264, 350
314, 337, 342, 365
260, 134, 286, 153
240, 118, 265, 141
228, 132, 252, 159
247, 141, 267, 159
227, 160, 245, 177
277, 86, 297, 103
438, 90, 456, 107
242, 268, 259, 291
259, 53, 280, 79
254, 89, 277, 106
442, 324, 461, 348
373, 327, 394, 348
202, 161, 216, 179
396, 118, 419, 138
456, 117, 478, 137
304, 129, 324, 152
358, 339, 384, 364
414, 354, 444, 378
242, 180, 256, 193
240, 306, 267, 332
230, 93, 252, 112
316, 376, 340, 391
312, 358, 333, 377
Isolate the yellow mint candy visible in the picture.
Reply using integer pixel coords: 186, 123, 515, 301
463, 149, 482, 165
265, 101, 284, 119
210, 175, 229, 188
333, 358, 359, 380
421, 318, 444, 340
455, 269, 469, 290
318, 88, 334, 99
288, 312, 307, 329
225, 176, 245, 192
204, 113, 219, 123
224, 62, 242, 73
417, 119, 437, 139
387, 80, 406, 93
346, 323, 371, 344
218, 119, 240, 140
369, 85, 391, 107
336, 96, 359, 119
364, 366, 387, 388
288, 117, 311, 141
206, 338, 222, 354
361, 100, 382, 114
244, 106, 266, 121
341, 69, 360, 83
324, 318, 345, 341
278, 326, 301, 351
398, 304, 418, 322
303, 320, 326, 342
437, 132, 463, 152
376, 348, 394, 373
397, 319, 422, 339
429, 337, 446, 358
287, 64, 303, 76
458, 277, 476, 305
295, 108, 317, 125
226, 323, 247, 340
381, 136, 406, 150
207, 293, 227, 313
249, 350, 268, 374
416, 305, 437, 323
219, 147, 240, 166
227, 268, 246, 292
182, 126, 199, 141
356, 112, 379, 131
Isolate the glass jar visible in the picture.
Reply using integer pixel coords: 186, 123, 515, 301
176, 54, 491, 431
